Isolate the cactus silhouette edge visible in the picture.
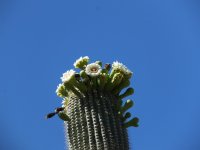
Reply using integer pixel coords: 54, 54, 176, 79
48, 56, 139, 150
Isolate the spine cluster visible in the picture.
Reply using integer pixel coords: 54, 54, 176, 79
55, 56, 139, 150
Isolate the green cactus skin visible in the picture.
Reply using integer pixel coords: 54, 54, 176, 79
65, 90, 130, 150
52, 57, 139, 150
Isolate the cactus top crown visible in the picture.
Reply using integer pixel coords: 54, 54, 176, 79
54, 56, 139, 128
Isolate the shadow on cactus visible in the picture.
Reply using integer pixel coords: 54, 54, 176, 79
46, 56, 139, 150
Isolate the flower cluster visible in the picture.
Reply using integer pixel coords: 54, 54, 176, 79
55, 56, 138, 127
56, 56, 134, 97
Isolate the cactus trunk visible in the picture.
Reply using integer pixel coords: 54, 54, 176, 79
49, 57, 139, 150
65, 90, 129, 150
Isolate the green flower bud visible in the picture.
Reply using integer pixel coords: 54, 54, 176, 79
111, 73, 123, 85
123, 117, 139, 128
124, 112, 131, 119
120, 99, 134, 114
112, 79, 130, 95
122, 112, 131, 122
105, 73, 123, 91
119, 87, 134, 99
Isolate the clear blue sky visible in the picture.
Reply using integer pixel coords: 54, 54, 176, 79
0, 0, 200, 150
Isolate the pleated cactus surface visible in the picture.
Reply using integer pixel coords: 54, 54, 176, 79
49, 56, 139, 150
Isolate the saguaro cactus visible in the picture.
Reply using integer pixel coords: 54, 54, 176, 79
47, 56, 139, 150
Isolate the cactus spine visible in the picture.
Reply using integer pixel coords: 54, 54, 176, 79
53, 56, 139, 150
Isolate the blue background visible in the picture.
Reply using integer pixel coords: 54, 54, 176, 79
0, 0, 200, 150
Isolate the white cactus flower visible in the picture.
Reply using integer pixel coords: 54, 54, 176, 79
73, 56, 89, 68
61, 69, 76, 82
112, 61, 132, 77
85, 63, 102, 77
